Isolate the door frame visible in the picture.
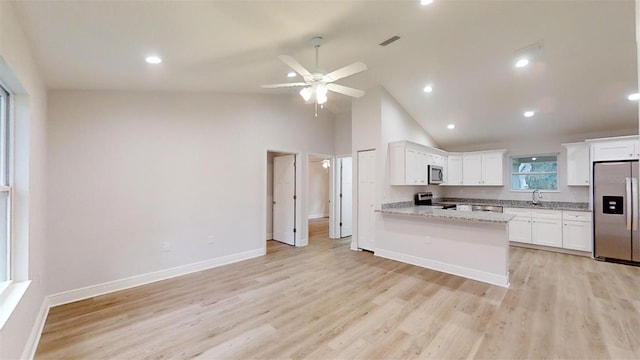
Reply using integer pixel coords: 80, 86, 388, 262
265, 149, 302, 249
307, 152, 336, 240
354, 149, 376, 251
333, 154, 352, 239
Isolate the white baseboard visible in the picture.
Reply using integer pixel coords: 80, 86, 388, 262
296, 237, 309, 247
21, 296, 50, 360
48, 248, 265, 307
266, 232, 273, 240
375, 249, 509, 288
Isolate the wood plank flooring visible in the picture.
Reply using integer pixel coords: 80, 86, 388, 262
35, 218, 640, 359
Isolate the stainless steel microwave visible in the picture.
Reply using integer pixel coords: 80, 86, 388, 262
428, 165, 444, 184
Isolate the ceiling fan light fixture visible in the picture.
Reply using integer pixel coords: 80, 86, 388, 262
316, 84, 328, 96
316, 92, 328, 105
300, 87, 313, 101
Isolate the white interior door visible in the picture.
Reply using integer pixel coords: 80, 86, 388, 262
273, 155, 296, 245
357, 150, 376, 251
340, 157, 353, 237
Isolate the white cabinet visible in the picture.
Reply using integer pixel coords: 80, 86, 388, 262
481, 152, 504, 185
505, 208, 532, 244
505, 208, 562, 247
563, 142, 590, 186
562, 211, 592, 252
405, 148, 426, 185
531, 209, 563, 247
590, 136, 640, 161
447, 154, 463, 185
389, 141, 447, 185
506, 208, 592, 252
462, 154, 482, 185
461, 151, 505, 186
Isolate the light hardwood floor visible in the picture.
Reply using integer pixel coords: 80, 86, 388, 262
36, 218, 639, 359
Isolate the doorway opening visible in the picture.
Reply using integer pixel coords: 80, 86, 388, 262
308, 154, 333, 243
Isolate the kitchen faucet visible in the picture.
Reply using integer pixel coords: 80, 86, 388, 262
532, 189, 542, 205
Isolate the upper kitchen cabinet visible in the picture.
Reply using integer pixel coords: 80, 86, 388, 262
562, 142, 590, 186
447, 153, 463, 185
588, 135, 640, 162
461, 150, 506, 186
389, 141, 447, 186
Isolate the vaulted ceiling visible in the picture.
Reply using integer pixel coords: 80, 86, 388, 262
12, 0, 638, 148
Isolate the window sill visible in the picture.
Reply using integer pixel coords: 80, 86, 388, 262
0, 280, 31, 330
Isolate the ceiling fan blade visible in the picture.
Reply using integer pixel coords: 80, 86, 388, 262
326, 83, 366, 98
323, 62, 367, 83
278, 55, 313, 80
261, 82, 308, 89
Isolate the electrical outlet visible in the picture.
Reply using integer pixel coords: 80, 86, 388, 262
207, 235, 214, 245
161, 242, 170, 252
425, 236, 431, 245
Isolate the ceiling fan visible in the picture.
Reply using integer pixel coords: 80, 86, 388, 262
262, 37, 367, 106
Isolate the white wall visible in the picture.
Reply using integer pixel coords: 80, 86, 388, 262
442, 128, 639, 203
46, 90, 334, 294
334, 110, 352, 156
308, 160, 330, 219
379, 88, 443, 204
351, 86, 441, 249
0, 2, 49, 359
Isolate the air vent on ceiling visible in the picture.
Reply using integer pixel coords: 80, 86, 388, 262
515, 41, 543, 54
379, 35, 401, 47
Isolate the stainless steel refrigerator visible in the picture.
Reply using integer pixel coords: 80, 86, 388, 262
593, 161, 639, 262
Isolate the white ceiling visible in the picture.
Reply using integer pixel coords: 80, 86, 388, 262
12, 0, 639, 148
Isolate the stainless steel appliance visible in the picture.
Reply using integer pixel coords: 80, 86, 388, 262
593, 161, 639, 262
414, 192, 433, 205
442, 204, 503, 213
428, 165, 444, 184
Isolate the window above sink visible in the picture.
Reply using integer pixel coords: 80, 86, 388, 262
511, 154, 558, 191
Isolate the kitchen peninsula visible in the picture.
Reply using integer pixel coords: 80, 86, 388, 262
376, 203, 515, 288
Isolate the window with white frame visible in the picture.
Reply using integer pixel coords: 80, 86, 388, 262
0, 84, 10, 284
511, 155, 558, 191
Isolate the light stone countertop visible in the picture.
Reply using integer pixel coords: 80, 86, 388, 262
439, 198, 590, 211
377, 206, 516, 224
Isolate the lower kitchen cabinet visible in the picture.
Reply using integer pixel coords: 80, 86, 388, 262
506, 208, 590, 252
505, 208, 532, 244
531, 217, 563, 247
562, 211, 593, 251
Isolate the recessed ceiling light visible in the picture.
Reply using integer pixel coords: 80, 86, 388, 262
627, 93, 640, 101
423, 85, 433, 93
515, 58, 529, 68
287, 72, 296, 78
421, 0, 434, 5
145, 55, 162, 64
524, 111, 535, 118
447, 124, 455, 130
